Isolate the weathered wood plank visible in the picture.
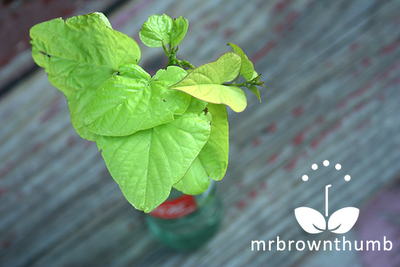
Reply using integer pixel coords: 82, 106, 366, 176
1, 0, 400, 266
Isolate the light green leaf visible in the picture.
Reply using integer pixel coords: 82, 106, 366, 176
152, 66, 192, 116
170, 97, 209, 195
251, 70, 259, 80
199, 104, 229, 181
30, 12, 141, 140
118, 63, 151, 80
84, 66, 190, 136
173, 103, 229, 194
170, 16, 189, 47
139, 14, 188, 48
185, 96, 208, 114
93, 12, 113, 28
249, 84, 261, 103
173, 157, 211, 195
169, 52, 247, 112
228, 43, 255, 81
96, 111, 212, 212
139, 14, 172, 47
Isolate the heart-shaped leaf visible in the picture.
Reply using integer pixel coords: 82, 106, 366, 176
84, 66, 190, 136
328, 207, 359, 234
170, 52, 247, 112
172, 98, 211, 195
139, 14, 188, 47
170, 16, 189, 47
228, 43, 255, 81
173, 157, 211, 195
198, 103, 229, 181
294, 207, 326, 234
249, 84, 261, 103
173, 103, 229, 194
96, 111, 211, 212
30, 12, 141, 140
117, 63, 151, 80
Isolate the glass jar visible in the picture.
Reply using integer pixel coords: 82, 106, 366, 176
144, 181, 223, 251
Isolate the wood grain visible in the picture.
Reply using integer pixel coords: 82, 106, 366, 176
1, 0, 400, 266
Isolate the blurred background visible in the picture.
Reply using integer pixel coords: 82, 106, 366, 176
1, 0, 400, 266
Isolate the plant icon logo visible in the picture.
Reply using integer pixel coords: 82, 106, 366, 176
294, 160, 359, 234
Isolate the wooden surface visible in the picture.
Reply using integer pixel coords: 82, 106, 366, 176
1, 0, 400, 266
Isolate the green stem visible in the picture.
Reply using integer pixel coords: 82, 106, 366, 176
161, 40, 195, 69
180, 59, 195, 69
224, 81, 250, 87
162, 40, 169, 57
223, 77, 265, 88
176, 60, 184, 68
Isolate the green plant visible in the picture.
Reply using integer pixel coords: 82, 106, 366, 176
30, 12, 264, 212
